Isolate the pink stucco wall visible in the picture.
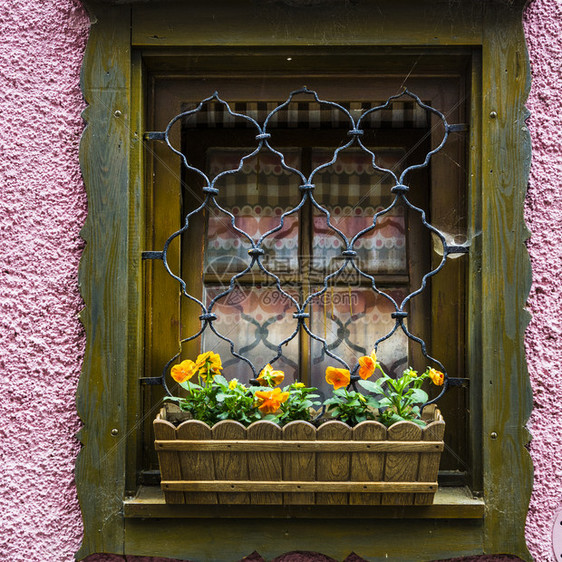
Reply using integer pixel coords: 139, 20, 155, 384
0, 0, 560, 560
0, 0, 88, 560
523, 1, 562, 560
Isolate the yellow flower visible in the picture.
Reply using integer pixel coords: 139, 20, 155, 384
229, 379, 238, 390
325, 366, 351, 390
196, 351, 222, 380
293, 382, 305, 389
255, 387, 290, 414
170, 359, 197, 383
428, 368, 445, 386
257, 363, 285, 387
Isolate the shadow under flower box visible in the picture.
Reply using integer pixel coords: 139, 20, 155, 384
153, 405, 445, 506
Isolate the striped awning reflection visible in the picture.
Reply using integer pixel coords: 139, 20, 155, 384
182, 100, 430, 129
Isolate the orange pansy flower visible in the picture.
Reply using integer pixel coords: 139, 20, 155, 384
428, 368, 445, 386
170, 359, 197, 383
255, 387, 290, 414
257, 363, 285, 387
325, 366, 351, 390
358, 350, 377, 380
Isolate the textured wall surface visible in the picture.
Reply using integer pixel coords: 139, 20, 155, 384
523, 1, 562, 561
0, 0, 559, 560
0, 0, 89, 561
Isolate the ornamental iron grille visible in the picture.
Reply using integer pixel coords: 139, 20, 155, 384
144, 87, 468, 409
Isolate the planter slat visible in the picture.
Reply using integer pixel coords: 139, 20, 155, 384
154, 407, 444, 506
282, 421, 316, 505
153, 417, 185, 504
316, 421, 352, 505
415, 416, 446, 505
154, 440, 444, 452
212, 420, 250, 504
247, 421, 283, 505
161, 481, 438, 493
350, 421, 387, 505
382, 421, 423, 505
177, 420, 217, 504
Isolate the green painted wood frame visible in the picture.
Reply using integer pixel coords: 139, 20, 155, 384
77, 1, 533, 560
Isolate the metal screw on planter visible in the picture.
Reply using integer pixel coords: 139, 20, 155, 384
145, 88, 464, 505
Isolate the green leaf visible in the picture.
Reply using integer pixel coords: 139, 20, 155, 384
179, 380, 201, 391
385, 412, 405, 426
409, 388, 428, 404
357, 379, 382, 393
365, 396, 380, 409
213, 374, 228, 387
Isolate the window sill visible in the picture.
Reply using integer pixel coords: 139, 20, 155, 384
124, 485, 484, 519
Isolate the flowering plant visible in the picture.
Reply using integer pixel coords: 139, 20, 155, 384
165, 350, 444, 428
324, 351, 445, 427
166, 352, 321, 426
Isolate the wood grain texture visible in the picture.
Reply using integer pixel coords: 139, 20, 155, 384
76, 5, 132, 559
132, 0, 482, 47
145, 79, 183, 473
316, 421, 352, 505
382, 422, 423, 505
467, 48, 485, 495
177, 420, 217, 504
154, 440, 443, 452
415, 417, 446, 505
247, 421, 283, 504
124, 517, 484, 562
161, 481, 436, 493
428, 82, 468, 473
282, 421, 316, 505
481, 1, 533, 559
350, 421, 387, 505
153, 417, 185, 504
154, 413, 444, 505
126, 48, 146, 497
126, 484, 485, 520
212, 420, 250, 504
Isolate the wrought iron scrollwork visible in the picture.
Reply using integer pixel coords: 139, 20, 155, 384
144, 87, 467, 408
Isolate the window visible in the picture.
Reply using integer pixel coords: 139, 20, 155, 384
144, 73, 470, 483
77, 2, 533, 560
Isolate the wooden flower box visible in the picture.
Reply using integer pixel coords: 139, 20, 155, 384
153, 405, 445, 506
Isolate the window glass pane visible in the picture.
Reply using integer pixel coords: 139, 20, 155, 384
309, 286, 409, 396
311, 148, 407, 274
205, 148, 301, 274
202, 284, 299, 383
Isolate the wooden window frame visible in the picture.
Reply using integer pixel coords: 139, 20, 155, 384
77, 1, 532, 560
